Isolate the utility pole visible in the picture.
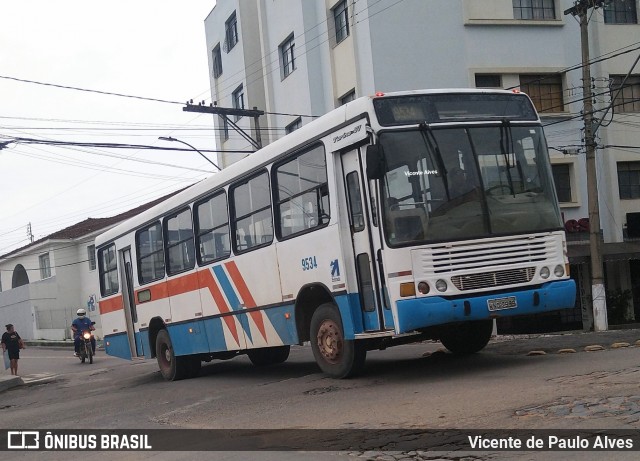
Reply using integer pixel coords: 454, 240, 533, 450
565, 0, 608, 331
183, 101, 265, 150
27, 222, 34, 243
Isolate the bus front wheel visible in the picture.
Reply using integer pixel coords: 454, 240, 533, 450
438, 320, 493, 354
310, 303, 366, 378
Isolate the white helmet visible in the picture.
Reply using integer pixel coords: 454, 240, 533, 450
76, 308, 86, 318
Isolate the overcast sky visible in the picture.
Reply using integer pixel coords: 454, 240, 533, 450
0, 1, 221, 255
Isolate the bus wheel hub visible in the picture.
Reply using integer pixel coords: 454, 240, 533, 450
317, 320, 342, 364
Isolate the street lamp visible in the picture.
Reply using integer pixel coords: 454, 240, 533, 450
158, 136, 221, 171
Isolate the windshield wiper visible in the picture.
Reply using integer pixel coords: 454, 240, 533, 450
499, 120, 516, 196
418, 122, 449, 198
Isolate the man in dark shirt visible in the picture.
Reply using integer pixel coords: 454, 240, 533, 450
1, 324, 23, 375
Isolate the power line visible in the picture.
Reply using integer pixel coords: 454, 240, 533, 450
0, 74, 184, 105
1, 135, 254, 154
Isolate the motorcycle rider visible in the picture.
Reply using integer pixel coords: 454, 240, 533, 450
71, 308, 96, 357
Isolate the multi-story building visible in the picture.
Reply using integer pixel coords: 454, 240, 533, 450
204, 0, 640, 331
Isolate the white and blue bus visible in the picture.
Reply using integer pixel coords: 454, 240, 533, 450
95, 89, 576, 380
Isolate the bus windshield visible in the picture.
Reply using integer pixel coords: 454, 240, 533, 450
378, 125, 563, 246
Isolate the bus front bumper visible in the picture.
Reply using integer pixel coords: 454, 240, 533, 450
394, 279, 576, 334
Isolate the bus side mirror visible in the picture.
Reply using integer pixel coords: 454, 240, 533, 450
366, 145, 384, 180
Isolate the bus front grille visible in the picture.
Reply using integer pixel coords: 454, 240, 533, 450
451, 267, 536, 291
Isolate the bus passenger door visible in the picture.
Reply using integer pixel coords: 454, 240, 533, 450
120, 248, 142, 358
340, 149, 384, 331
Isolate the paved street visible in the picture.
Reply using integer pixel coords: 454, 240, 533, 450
1, 329, 640, 461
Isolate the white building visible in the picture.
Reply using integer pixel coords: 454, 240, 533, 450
205, 0, 640, 330
0, 194, 178, 340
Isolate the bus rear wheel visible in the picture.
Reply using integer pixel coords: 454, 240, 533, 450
438, 320, 493, 354
155, 329, 187, 381
247, 345, 290, 366
310, 303, 366, 378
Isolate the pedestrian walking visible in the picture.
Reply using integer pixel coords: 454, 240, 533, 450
1, 324, 25, 375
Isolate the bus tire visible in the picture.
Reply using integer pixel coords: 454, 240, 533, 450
155, 329, 187, 381
247, 345, 290, 367
439, 320, 493, 354
310, 303, 366, 378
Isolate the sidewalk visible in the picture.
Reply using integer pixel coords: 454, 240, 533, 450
485, 327, 640, 355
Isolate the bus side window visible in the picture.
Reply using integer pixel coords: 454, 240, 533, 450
98, 243, 119, 296
135, 222, 165, 284
195, 191, 231, 264
346, 171, 365, 232
274, 144, 330, 238
231, 171, 273, 253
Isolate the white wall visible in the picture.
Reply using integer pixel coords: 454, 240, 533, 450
0, 236, 105, 340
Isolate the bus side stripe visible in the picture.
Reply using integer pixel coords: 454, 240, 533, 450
199, 268, 241, 348
225, 261, 268, 343
167, 272, 200, 296
212, 265, 253, 344
99, 295, 123, 315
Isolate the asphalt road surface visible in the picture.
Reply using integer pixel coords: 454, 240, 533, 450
1, 329, 640, 461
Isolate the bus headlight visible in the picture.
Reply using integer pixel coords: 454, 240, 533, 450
435, 279, 448, 292
417, 281, 430, 294
554, 265, 565, 277
540, 267, 550, 279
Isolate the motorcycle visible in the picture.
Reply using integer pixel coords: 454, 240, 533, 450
77, 321, 96, 364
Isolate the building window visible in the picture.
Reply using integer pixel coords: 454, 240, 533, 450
98, 244, 119, 296
275, 145, 329, 238
195, 191, 230, 265
231, 171, 273, 253
611, 75, 640, 113
475, 74, 502, 88
551, 164, 572, 203
232, 85, 244, 121
618, 162, 640, 199
219, 115, 229, 141
519, 74, 564, 113
285, 117, 302, 134
604, 0, 637, 24
164, 208, 195, 275
333, 1, 350, 43
513, 0, 556, 20
280, 34, 296, 79
136, 222, 165, 284
339, 89, 356, 106
39, 253, 51, 279
212, 44, 223, 78
225, 11, 239, 52
87, 244, 96, 271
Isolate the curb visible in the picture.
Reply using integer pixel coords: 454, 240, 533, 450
0, 375, 24, 393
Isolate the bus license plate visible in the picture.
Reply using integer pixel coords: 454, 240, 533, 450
487, 296, 517, 312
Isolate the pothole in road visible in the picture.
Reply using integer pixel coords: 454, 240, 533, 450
515, 395, 640, 424
304, 385, 344, 395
